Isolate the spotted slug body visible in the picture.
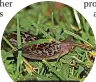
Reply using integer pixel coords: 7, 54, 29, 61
22, 41, 73, 60
6, 31, 37, 46
4, 31, 73, 60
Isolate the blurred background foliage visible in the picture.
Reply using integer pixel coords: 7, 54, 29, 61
1, 1, 95, 82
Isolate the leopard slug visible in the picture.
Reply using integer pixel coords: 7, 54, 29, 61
4, 31, 91, 60
22, 41, 73, 60
6, 31, 37, 47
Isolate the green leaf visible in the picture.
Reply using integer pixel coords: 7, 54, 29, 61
2, 36, 15, 50
1, 50, 13, 61
20, 38, 53, 48
42, 59, 64, 80
77, 66, 84, 77
63, 29, 93, 47
31, 22, 55, 40
16, 14, 23, 72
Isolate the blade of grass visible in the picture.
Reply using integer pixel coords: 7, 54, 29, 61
62, 9, 73, 31
71, 56, 88, 70
63, 29, 94, 47
73, 9, 81, 30
20, 38, 53, 48
33, 72, 52, 80
71, 56, 85, 64
23, 58, 38, 74
37, 13, 41, 24
2, 36, 16, 50
52, 12, 54, 25
31, 22, 55, 40
42, 59, 64, 80
16, 14, 23, 72
81, 16, 94, 44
